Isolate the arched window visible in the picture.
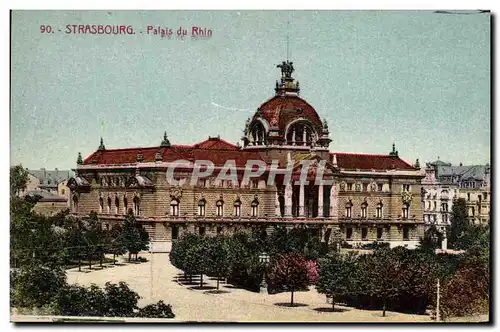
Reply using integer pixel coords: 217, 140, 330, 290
234, 200, 241, 217
345, 200, 353, 218
286, 122, 315, 146
133, 196, 140, 216
250, 122, 266, 146
198, 199, 206, 217
361, 202, 368, 218
251, 199, 259, 217
115, 196, 119, 214
107, 197, 112, 214
376, 203, 383, 218
72, 195, 79, 213
216, 200, 224, 217
99, 197, 104, 213
170, 199, 179, 217
123, 197, 128, 215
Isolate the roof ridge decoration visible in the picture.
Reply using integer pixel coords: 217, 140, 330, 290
160, 132, 171, 147
77, 152, 83, 165
389, 143, 398, 157
98, 137, 106, 151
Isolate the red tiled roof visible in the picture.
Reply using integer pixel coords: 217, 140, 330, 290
331, 152, 415, 171
83, 138, 261, 167
193, 137, 238, 150
254, 95, 323, 134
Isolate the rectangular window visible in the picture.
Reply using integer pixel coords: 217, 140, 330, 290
361, 228, 368, 241
251, 180, 259, 189
172, 225, 179, 240
362, 183, 368, 191
377, 183, 383, 192
361, 205, 367, 218
347, 183, 353, 191
403, 227, 409, 241
216, 205, 223, 217
376, 205, 383, 218
402, 206, 409, 219
377, 228, 383, 240
442, 214, 448, 223
346, 206, 352, 218
251, 205, 258, 217
234, 205, 241, 217
467, 193, 471, 201
199, 226, 206, 236
402, 184, 410, 192
198, 204, 205, 217
484, 193, 488, 200
433, 201, 437, 211
346, 227, 352, 240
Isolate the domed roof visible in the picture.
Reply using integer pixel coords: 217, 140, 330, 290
253, 94, 323, 136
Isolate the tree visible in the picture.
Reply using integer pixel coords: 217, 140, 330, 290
448, 198, 469, 249
82, 212, 105, 269
316, 252, 358, 311
266, 252, 309, 306
419, 225, 443, 251
121, 212, 143, 262
107, 224, 127, 264
10, 165, 29, 196
64, 221, 87, 271
206, 235, 232, 290
10, 263, 66, 309
363, 247, 401, 316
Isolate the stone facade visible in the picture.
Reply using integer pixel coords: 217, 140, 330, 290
69, 61, 426, 250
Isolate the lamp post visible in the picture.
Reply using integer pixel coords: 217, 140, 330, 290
259, 252, 270, 293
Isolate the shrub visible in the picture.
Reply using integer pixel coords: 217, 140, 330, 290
136, 300, 175, 318
10, 264, 66, 309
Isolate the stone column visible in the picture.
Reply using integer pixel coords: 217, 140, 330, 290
299, 183, 305, 217
329, 183, 338, 218
317, 184, 324, 217
292, 128, 296, 146
284, 183, 292, 217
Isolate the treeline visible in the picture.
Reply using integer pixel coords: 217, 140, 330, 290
10, 165, 174, 318
170, 226, 489, 319
11, 196, 150, 270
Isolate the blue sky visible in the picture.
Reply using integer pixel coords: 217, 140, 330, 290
11, 10, 490, 170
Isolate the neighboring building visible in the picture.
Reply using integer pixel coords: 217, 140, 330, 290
422, 159, 490, 246
68, 61, 426, 251
433, 160, 491, 225
21, 168, 74, 214
421, 162, 456, 250
23, 190, 69, 216
22, 168, 73, 197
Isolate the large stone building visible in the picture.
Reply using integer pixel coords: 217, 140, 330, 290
68, 61, 426, 251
